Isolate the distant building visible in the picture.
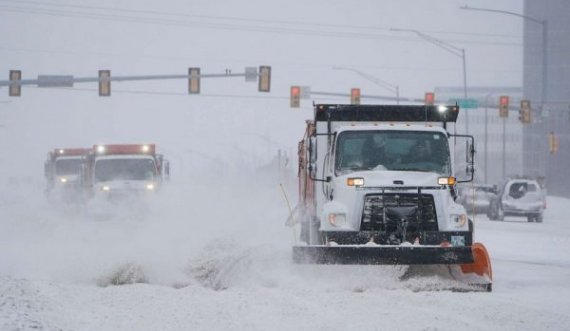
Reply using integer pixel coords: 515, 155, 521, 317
524, 1, 570, 197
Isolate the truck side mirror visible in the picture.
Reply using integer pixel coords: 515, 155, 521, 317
465, 164, 475, 176
309, 162, 317, 179
465, 141, 475, 163
452, 134, 475, 184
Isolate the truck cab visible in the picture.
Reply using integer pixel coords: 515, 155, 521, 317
45, 148, 90, 202
82, 144, 164, 203
320, 125, 466, 242
293, 104, 489, 273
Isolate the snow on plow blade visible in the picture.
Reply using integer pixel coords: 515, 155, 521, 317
292, 245, 474, 265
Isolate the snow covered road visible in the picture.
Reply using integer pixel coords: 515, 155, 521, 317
1, 179, 569, 330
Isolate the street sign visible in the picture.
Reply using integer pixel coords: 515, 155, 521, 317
37, 75, 74, 88
450, 98, 478, 109
244, 67, 257, 82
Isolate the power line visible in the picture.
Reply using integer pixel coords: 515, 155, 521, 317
0, 3, 522, 47
0, 0, 522, 40
0, 46, 524, 74
21, 85, 290, 100
11, 85, 407, 102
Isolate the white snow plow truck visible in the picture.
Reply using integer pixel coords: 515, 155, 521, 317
291, 104, 492, 291
44, 147, 91, 202
81, 144, 169, 203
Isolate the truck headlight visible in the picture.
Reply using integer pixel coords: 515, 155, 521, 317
347, 177, 364, 186
146, 183, 155, 190
101, 185, 110, 192
450, 214, 467, 228
438, 176, 456, 185
328, 213, 346, 227
60, 177, 68, 183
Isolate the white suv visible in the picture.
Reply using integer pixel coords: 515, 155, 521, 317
487, 178, 546, 223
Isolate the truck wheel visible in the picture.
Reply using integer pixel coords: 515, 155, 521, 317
527, 216, 534, 223
536, 215, 544, 223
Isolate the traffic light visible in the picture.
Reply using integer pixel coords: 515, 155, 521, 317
258, 66, 271, 92
9, 70, 21, 97
499, 95, 509, 118
520, 99, 531, 123
290, 86, 300, 108
425, 92, 435, 105
350, 88, 361, 105
98, 70, 111, 97
188, 67, 200, 94
549, 132, 559, 154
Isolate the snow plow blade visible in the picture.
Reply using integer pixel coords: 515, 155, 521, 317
293, 245, 474, 265
458, 242, 493, 292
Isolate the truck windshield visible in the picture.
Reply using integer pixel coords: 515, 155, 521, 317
94, 158, 156, 182
55, 158, 82, 176
335, 130, 451, 175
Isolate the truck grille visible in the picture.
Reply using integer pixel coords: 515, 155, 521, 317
361, 193, 438, 232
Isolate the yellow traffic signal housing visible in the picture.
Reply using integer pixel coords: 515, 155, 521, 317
290, 86, 301, 108
549, 132, 559, 154
351, 88, 361, 105
258, 66, 271, 92
520, 99, 531, 124
9, 70, 21, 97
98, 70, 111, 97
499, 95, 509, 118
425, 92, 434, 105
189, 68, 200, 94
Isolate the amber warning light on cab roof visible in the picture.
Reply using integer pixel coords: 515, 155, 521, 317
94, 144, 156, 155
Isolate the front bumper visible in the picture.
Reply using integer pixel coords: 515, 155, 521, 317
502, 204, 542, 216
292, 245, 474, 265
322, 231, 472, 246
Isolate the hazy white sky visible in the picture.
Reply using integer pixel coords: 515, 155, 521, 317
1, 0, 523, 93
0, 0, 523, 178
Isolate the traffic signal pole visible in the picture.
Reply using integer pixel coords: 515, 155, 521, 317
1, 67, 270, 96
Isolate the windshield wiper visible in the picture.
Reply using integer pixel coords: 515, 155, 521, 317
397, 167, 431, 172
